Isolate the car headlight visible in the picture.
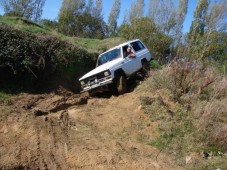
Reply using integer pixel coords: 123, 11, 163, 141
80, 81, 85, 86
104, 71, 110, 77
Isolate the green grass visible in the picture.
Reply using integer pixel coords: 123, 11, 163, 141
0, 16, 19, 25
0, 16, 125, 53
0, 91, 10, 101
73, 37, 125, 53
0, 16, 51, 33
0, 91, 13, 106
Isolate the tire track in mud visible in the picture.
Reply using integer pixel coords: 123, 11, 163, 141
0, 91, 183, 169
39, 114, 71, 169
33, 125, 48, 169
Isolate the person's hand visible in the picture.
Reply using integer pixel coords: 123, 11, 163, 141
128, 53, 135, 58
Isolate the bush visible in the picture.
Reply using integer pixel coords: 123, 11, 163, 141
150, 59, 161, 69
138, 62, 227, 167
0, 23, 97, 91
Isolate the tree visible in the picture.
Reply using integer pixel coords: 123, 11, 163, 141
92, 0, 106, 38
93, 0, 103, 19
41, 19, 59, 30
201, 1, 227, 61
188, 0, 227, 61
108, 0, 121, 36
187, 0, 209, 60
174, 0, 188, 58
147, 0, 188, 61
148, 0, 177, 35
129, 0, 145, 22
58, 0, 106, 38
119, 17, 172, 63
33, 0, 45, 22
188, 0, 209, 43
85, 0, 94, 14
58, 0, 86, 36
1, 0, 45, 22
175, 0, 188, 42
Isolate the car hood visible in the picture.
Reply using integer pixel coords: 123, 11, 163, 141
79, 58, 122, 81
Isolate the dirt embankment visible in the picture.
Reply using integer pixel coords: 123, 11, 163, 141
0, 89, 182, 170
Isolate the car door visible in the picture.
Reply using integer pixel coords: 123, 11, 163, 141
120, 44, 141, 76
130, 40, 148, 62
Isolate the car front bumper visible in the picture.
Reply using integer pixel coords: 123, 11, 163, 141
81, 78, 113, 93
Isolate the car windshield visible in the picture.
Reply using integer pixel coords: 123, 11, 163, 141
97, 48, 121, 66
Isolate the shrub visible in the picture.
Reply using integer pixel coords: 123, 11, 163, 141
138, 61, 227, 167
0, 23, 97, 91
150, 59, 161, 69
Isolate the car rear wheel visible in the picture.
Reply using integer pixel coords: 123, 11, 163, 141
116, 74, 127, 94
142, 60, 150, 77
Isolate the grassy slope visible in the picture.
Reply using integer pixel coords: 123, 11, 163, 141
0, 16, 125, 53
137, 64, 227, 169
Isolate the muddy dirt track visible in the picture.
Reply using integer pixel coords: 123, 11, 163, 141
0, 88, 182, 170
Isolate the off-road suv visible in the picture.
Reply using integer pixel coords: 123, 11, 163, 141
79, 39, 152, 95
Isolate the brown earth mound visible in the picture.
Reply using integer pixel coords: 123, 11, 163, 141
0, 89, 182, 169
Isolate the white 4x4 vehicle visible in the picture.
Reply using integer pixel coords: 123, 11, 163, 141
79, 39, 152, 95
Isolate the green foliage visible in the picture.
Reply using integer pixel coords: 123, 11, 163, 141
189, 0, 209, 39
0, 91, 9, 101
58, 0, 106, 39
187, 0, 227, 61
0, 16, 50, 33
0, 23, 96, 90
41, 19, 59, 30
150, 59, 161, 69
204, 31, 227, 64
119, 17, 172, 63
148, 0, 181, 36
73, 37, 125, 53
128, 0, 145, 23
0, 91, 13, 106
142, 96, 195, 155
1, 0, 45, 22
107, 0, 121, 36
138, 63, 227, 168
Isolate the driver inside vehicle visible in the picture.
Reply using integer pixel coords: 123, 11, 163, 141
124, 46, 136, 58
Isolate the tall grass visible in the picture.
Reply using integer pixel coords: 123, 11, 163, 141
137, 61, 227, 168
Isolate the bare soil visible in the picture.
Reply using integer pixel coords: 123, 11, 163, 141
0, 88, 183, 169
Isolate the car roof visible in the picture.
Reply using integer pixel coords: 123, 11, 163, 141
100, 39, 141, 55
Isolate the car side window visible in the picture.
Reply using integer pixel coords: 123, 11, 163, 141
130, 41, 145, 52
123, 45, 129, 58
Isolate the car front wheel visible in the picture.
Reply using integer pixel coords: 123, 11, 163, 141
116, 74, 127, 94
142, 61, 150, 77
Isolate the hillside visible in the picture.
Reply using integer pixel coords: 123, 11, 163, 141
0, 17, 227, 169
0, 16, 125, 92
0, 16, 124, 53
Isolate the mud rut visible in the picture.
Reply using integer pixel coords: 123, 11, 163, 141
0, 90, 182, 170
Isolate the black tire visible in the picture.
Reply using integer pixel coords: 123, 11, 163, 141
116, 74, 127, 94
88, 91, 95, 97
142, 60, 150, 77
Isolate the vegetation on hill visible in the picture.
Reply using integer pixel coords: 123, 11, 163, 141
0, 20, 97, 92
0, 16, 51, 33
138, 62, 227, 169
0, 16, 126, 92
